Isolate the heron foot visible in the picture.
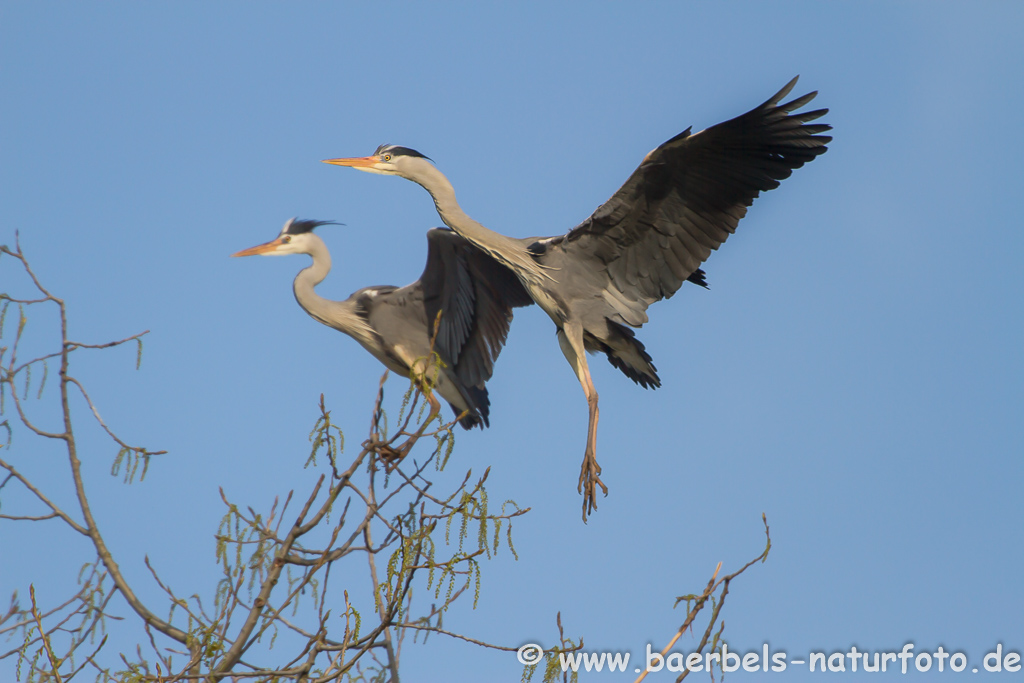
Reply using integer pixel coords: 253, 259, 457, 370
375, 440, 414, 471
577, 448, 608, 522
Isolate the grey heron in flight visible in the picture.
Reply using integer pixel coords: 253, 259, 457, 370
324, 77, 831, 518
233, 218, 531, 432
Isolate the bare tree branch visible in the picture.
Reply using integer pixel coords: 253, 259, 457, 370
0, 457, 89, 535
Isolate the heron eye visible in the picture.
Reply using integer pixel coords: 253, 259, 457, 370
282, 235, 292, 244
383, 154, 392, 162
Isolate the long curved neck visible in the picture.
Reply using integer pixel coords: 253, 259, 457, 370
292, 236, 367, 338
408, 163, 549, 283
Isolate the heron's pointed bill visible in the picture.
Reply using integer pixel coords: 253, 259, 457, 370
322, 155, 379, 168
322, 155, 392, 175
231, 237, 284, 257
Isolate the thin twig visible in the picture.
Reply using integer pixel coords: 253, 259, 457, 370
29, 585, 65, 683
0, 458, 88, 535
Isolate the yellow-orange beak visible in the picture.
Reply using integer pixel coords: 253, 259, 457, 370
231, 236, 284, 257
322, 155, 380, 168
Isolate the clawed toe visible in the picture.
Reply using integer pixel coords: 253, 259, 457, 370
378, 442, 412, 470
578, 450, 608, 521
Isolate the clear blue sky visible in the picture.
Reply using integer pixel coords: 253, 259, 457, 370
2, 3, 1022, 680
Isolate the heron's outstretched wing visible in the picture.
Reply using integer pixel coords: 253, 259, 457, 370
556, 76, 831, 309
420, 228, 533, 391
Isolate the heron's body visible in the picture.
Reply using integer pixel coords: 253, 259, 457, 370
234, 219, 531, 429
325, 78, 831, 516
295, 274, 460, 407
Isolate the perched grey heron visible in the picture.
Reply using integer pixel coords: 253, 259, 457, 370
324, 77, 831, 518
233, 218, 531, 431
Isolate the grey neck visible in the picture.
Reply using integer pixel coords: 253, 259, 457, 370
292, 236, 363, 335
408, 162, 548, 283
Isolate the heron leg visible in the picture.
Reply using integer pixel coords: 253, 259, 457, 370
557, 324, 608, 521
424, 390, 442, 424
380, 382, 443, 469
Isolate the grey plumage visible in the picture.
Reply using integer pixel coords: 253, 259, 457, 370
325, 77, 831, 516
233, 219, 531, 429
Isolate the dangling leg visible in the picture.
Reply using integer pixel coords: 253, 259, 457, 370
558, 323, 608, 521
